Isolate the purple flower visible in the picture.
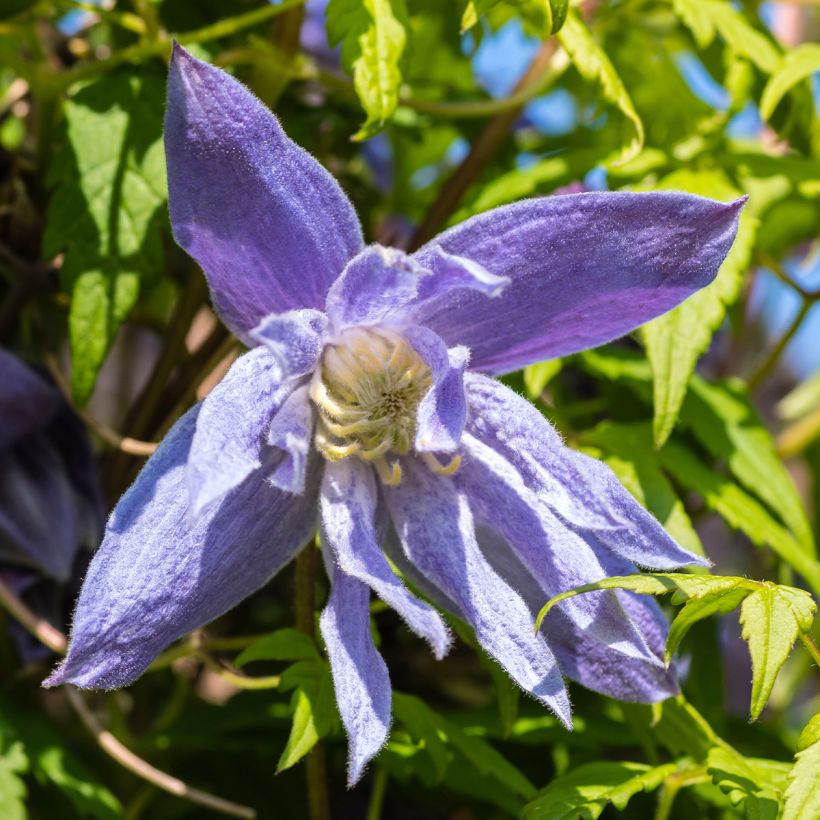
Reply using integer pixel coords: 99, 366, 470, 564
45, 46, 745, 783
0, 349, 102, 660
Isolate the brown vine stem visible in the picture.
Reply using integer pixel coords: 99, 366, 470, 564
44, 354, 157, 457
66, 688, 256, 819
295, 541, 331, 820
747, 299, 811, 391
0, 575, 67, 654
407, 38, 559, 250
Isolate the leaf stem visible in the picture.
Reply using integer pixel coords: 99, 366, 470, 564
799, 632, 820, 667
194, 651, 281, 690
747, 299, 811, 390
365, 768, 388, 820
295, 542, 331, 820
66, 688, 256, 819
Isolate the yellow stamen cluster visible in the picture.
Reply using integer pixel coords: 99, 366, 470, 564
309, 327, 460, 484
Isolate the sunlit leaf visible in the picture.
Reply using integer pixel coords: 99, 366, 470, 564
761, 44, 820, 120
783, 714, 820, 820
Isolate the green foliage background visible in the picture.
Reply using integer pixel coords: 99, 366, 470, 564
0, 1, 818, 818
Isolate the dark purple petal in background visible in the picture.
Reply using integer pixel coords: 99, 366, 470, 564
413, 192, 744, 374
165, 45, 363, 342
0, 348, 60, 449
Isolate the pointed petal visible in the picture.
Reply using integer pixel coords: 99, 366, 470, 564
165, 45, 362, 341
187, 347, 289, 519
384, 459, 571, 726
466, 374, 706, 569
267, 385, 314, 493
0, 349, 60, 447
325, 246, 427, 330
320, 459, 451, 658
456, 434, 662, 665
412, 192, 744, 374
249, 309, 328, 381
45, 406, 319, 689
404, 326, 468, 453
320, 560, 391, 786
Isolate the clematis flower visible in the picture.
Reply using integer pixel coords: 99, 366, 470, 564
46, 46, 745, 783
0, 349, 102, 660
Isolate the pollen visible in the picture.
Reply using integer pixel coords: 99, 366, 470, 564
309, 327, 433, 478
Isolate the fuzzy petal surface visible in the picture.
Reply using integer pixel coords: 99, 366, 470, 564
320, 560, 391, 786
405, 326, 469, 453
165, 45, 362, 341
412, 192, 744, 374
45, 406, 319, 689
325, 246, 427, 330
249, 309, 328, 382
384, 459, 571, 725
414, 246, 510, 303
187, 347, 289, 518
465, 374, 706, 569
320, 459, 451, 658
0, 349, 60, 448
267, 384, 314, 493
456, 433, 661, 665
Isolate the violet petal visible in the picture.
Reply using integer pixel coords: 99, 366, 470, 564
412, 192, 744, 374
165, 45, 362, 342
44, 406, 319, 689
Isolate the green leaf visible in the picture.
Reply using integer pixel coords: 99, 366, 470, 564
761, 45, 820, 120
535, 572, 816, 719
706, 748, 782, 818
277, 660, 339, 772
523, 359, 562, 400
461, 0, 568, 35
521, 761, 677, 819
783, 715, 820, 820
43, 69, 167, 404
326, 0, 407, 140
671, 0, 780, 73
235, 629, 319, 667
642, 170, 755, 447
557, 11, 644, 164
393, 693, 536, 798
0, 739, 27, 820
583, 422, 704, 556
658, 440, 820, 596
739, 585, 816, 720
682, 379, 815, 556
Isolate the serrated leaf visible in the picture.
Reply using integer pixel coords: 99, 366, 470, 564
277, 660, 339, 772
658, 440, 820, 596
740, 585, 817, 720
522, 761, 677, 819
642, 170, 755, 447
671, 0, 780, 73
326, 0, 407, 140
523, 359, 562, 400
783, 722, 820, 820
683, 379, 815, 557
666, 587, 750, 662
706, 748, 782, 818
461, 0, 568, 35
235, 629, 319, 667
761, 45, 820, 121
43, 70, 167, 404
558, 11, 644, 164
536, 574, 816, 720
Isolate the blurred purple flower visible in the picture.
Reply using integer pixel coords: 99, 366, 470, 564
0, 349, 102, 660
46, 47, 745, 782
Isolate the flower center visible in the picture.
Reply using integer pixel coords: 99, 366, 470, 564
310, 327, 457, 484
